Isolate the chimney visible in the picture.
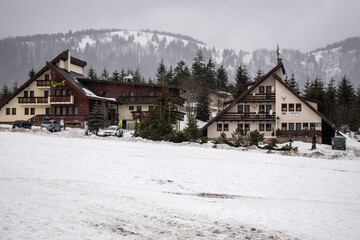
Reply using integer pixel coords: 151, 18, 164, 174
277, 57, 282, 65
66, 50, 71, 72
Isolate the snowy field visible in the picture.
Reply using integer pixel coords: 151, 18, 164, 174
0, 126, 360, 240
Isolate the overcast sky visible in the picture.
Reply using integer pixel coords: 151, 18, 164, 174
0, 0, 359, 52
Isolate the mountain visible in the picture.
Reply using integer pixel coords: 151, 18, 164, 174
0, 29, 359, 89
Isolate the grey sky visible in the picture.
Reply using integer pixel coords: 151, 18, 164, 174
0, 0, 359, 52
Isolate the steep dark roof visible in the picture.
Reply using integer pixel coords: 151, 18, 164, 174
201, 62, 285, 131
50, 51, 87, 68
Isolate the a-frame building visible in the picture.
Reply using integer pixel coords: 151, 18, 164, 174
202, 58, 337, 144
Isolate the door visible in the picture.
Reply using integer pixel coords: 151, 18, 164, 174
244, 105, 250, 118
266, 86, 272, 99
266, 105, 272, 117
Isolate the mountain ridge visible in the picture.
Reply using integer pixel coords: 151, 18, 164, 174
0, 29, 359, 88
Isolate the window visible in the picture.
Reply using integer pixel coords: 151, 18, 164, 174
289, 104, 294, 111
12, 108, 16, 115
25, 108, 29, 115
62, 107, 66, 115
137, 91, 142, 97
136, 106, 142, 112
129, 91, 134, 96
6, 108, 10, 115
121, 91, 126, 97
303, 123, 309, 130
104, 91, 109, 97
310, 123, 315, 130
266, 124, 272, 131
46, 108, 51, 115
24, 91, 28, 97
74, 107, 78, 115
68, 107, 73, 115
62, 89, 66, 96
55, 89, 60, 96
238, 123, 243, 130
259, 86, 264, 94
245, 124, 250, 132
156, 91, 160, 96
223, 124, 229, 131
217, 124, 222, 131
30, 91, 34, 97
238, 105, 243, 113
149, 91, 154, 97
45, 74, 50, 81
282, 123, 287, 130
149, 106, 154, 112
296, 123, 301, 131
289, 123, 294, 131
56, 107, 60, 115
282, 104, 287, 111
129, 106, 134, 111
296, 103, 301, 111
67, 89, 72, 96
259, 124, 264, 131
44, 91, 49, 97
259, 105, 265, 113
30, 108, 35, 115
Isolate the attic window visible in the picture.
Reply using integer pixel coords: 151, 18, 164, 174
45, 74, 50, 81
282, 104, 287, 111
259, 86, 264, 94
289, 104, 294, 111
296, 104, 301, 111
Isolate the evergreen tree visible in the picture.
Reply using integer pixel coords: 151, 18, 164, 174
28, 68, 35, 78
171, 61, 191, 86
336, 76, 355, 127
87, 66, 98, 79
196, 86, 211, 122
183, 118, 203, 142
204, 59, 216, 89
232, 65, 250, 99
111, 70, 120, 81
254, 68, 264, 82
307, 76, 325, 112
216, 65, 229, 91
120, 68, 126, 82
324, 78, 337, 121
100, 67, 109, 80
135, 90, 176, 141
0, 83, 11, 102
166, 66, 174, 85
12, 81, 19, 93
156, 59, 167, 85
287, 73, 300, 94
191, 50, 206, 85
133, 67, 142, 82
303, 77, 312, 97
88, 102, 104, 135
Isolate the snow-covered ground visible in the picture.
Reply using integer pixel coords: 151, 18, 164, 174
0, 126, 360, 239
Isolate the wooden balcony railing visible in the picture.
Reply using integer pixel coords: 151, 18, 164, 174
36, 80, 51, 87
118, 95, 185, 106
18, 97, 48, 104
219, 112, 276, 121
132, 110, 185, 121
50, 95, 73, 104
243, 93, 275, 102
276, 130, 322, 137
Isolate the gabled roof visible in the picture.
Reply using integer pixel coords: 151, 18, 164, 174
51, 50, 87, 68
201, 62, 285, 131
201, 62, 338, 132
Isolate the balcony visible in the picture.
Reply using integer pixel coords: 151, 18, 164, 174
276, 130, 322, 137
50, 95, 74, 104
218, 112, 276, 121
18, 97, 49, 105
242, 93, 275, 102
132, 110, 185, 121
118, 95, 185, 106
36, 80, 51, 88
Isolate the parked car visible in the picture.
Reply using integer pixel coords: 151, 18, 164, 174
41, 119, 61, 132
12, 120, 31, 129
104, 125, 123, 137
331, 135, 346, 150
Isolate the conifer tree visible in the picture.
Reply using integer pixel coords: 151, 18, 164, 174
0, 83, 11, 102
120, 68, 126, 82
100, 67, 109, 80
133, 67, 142, 82
172, 61, 191, 86
303, 77, 312, 97
336, 76, 355, 127
166, 66, 174, 85
88, 102, 104, 135
191, 51, 206, 85
232, 65, 250, 99
253, 68, 264, 82
156, 59, 167, 85
28, 68, 35, 78
111, 70, 120, 81
12, 81, 19, 93
87, 66, 98, 79
204, 59, 216, 89
196, 86, 211, 122
287, 73, 300, 94
324, 78, 337, 121
216, 65, 229, 92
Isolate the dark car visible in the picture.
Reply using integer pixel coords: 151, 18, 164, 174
331, 136, 346, 150
12, 120, 32, 129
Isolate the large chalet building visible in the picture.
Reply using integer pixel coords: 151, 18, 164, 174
0, 51, 185, 130
202, 58, 337, 144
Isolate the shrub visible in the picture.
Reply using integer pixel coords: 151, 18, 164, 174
231, 128, 249, 147
249, 130, 264, 146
